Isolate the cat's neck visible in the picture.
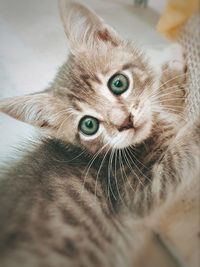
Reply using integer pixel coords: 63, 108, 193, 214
104, 114, 182, 214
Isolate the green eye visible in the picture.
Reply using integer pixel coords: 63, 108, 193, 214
108, 73, 129, 95
79, 116, 99, 136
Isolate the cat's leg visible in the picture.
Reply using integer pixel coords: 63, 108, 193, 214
132, 230, 184, 267
146, 43, 187, 76
162, 43, 187, 72
150, 117, 200, 267
158, 43, 188, 116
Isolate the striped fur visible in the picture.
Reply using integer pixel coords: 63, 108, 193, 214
0, 1, 199, 267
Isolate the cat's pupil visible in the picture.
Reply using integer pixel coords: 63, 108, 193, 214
114, 79, 123, 88
85, 120, 93, 128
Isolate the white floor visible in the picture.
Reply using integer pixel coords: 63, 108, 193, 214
0, 0, 167, 160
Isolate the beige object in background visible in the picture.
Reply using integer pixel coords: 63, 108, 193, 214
157, 0, 199, 40
178, 14, 200, 119
155, 10, 200, 267
158, 0, 200, 119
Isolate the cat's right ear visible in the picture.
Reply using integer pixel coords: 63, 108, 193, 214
0, 93, 67, 132
59, 0, 122, 54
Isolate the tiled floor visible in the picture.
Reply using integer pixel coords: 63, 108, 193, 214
0, 0, 167, 159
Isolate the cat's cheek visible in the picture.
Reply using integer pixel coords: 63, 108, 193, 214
78, 128, 105, 154
131, 102, 153, 143
133, 119, 152, 145
51, 125, 77, 146
39, 127, 69, 143
85, 138, 108, 154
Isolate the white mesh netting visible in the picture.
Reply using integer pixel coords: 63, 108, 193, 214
178, 14, 200, 120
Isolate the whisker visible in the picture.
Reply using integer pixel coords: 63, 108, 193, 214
94, 144, 111, 206
146, 86, 185, 103
121, 149, 138, 191
81, 143, 108, 198
152, 107, 187, 121
107, 148, 117, 201
118, 149, 136, 196
157, 72, 187, 90
53, 149, 87, 163
126, 148, 152, 185
128, 146, 150, 172
56, 113, 74, 134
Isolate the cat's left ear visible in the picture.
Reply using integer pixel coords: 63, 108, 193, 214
0, 93, 67, 131
59, 0, 122, 53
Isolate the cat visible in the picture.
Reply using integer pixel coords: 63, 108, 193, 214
0, 1, 199, 267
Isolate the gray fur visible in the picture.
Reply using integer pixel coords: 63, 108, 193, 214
0, 1, 199, 267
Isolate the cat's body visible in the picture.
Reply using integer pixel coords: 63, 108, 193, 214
0, 140, 134, 267
0, 116, 199, 267
0, 1, 199, 267
141, 118, 200, 267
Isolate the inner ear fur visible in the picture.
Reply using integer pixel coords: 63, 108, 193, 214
0, 93, 67, 130
59, 0, 122, 53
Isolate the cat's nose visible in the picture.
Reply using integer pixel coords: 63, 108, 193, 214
118, 114, 133, 132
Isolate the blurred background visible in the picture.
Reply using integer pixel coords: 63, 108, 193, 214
0, 0, 168, 160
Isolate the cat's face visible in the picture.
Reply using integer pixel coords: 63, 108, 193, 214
0, 1, 186, 155
57, 45, 154, 153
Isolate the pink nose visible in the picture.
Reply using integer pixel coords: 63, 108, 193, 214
118, 114, 133, 132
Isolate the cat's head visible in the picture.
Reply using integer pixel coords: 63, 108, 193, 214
0, 1, 187, 154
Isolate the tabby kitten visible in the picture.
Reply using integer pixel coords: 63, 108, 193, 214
0, 1, 199, 267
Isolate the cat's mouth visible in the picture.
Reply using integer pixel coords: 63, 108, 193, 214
134, 120, 147, 133
120, 120, 147, 133
114, 119, 151, 149
118, 122, 134, 132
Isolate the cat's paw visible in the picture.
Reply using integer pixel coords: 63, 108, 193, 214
165, 44, 187, 73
